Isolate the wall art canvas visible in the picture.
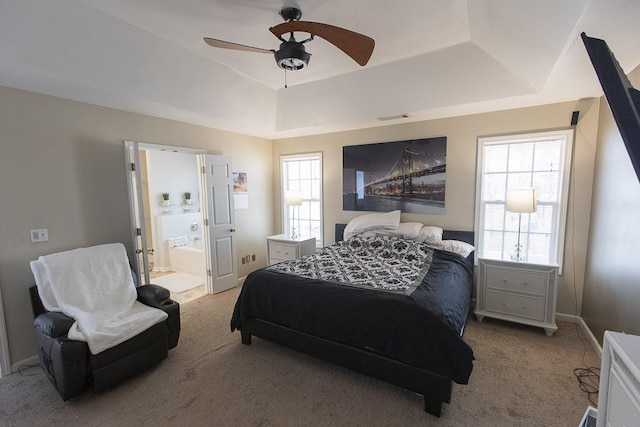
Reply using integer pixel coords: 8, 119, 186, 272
233, 172, 247, 193
343, 137, 446, 214
233, 172, 248, 209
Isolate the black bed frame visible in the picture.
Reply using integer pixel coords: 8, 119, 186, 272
238, 224, 475, 417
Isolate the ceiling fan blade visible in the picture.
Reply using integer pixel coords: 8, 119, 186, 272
204, 37, 275, 54
270, 21, 375, 66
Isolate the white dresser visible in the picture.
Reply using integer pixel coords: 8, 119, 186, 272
594, 331, 640, 427
474, 258, 558, 336
267, 234, 316, 266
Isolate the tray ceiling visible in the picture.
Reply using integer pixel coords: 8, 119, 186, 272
1, 0, 639, 138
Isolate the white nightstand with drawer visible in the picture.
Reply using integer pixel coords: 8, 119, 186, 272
474, 258, 558, 336
267, 234, 316, 266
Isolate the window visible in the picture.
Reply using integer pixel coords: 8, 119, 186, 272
281, 153, 323, 247
475, 130, 573, 270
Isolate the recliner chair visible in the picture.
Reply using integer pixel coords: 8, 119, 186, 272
29, 281, 180, 401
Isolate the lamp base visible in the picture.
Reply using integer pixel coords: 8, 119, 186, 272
511, 245, 526, 262
290, 227, 298, 240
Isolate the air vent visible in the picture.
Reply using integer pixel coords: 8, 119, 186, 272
376, 113, 409, 121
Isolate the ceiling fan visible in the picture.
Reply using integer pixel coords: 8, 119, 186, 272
203, 6, 375, 72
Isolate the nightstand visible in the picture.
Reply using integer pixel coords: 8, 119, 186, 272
474, 258, 558, 336
595, 331, 640, 426
267, 234, 316, 266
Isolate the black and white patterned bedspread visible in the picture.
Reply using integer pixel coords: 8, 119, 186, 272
266, 235, 434, 294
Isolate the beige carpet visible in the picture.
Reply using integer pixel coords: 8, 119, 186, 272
0, 286, 600, 426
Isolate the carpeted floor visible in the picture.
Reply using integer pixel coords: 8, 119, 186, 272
0, 285, 600, 426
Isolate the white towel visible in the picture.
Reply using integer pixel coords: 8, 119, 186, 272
168, 236, 189, 248
30, 243, 167, 354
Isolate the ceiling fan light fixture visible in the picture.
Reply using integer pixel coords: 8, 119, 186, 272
275, 41, 310, 71
203, 6, 374, 72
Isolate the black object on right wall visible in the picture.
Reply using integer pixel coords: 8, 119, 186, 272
581, 32, 640, 183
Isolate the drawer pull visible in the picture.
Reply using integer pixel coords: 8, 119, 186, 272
501, 301, 506, 306
521, 305, 527, 309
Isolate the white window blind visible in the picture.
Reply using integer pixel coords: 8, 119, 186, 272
281, 153, 323, 247
475, 130, 573, 270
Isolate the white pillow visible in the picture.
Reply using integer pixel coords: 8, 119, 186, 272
416, 225, 444, 245
361, 222, 424, 240
343, 210, 401, 240
396, 222, 424, 240
439, 240, 475, 257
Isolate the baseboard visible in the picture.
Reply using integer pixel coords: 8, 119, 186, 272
555, 312, 579, 324
469, 300, 603, 356
11, 355, 39, 374
556, 312, 603, 357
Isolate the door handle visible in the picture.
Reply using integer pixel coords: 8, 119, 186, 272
230, 227, 236, 232
147, 248, 155, 254
135, 249, 143, 254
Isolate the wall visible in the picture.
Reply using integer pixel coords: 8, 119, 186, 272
0, 85, 273, 366
147, 150, 200, 217
581, 66, 640, 343
272, 99, 600, 318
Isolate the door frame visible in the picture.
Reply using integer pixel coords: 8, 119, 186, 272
124, 141, 206, 286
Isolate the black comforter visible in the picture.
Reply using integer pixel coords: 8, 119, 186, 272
231, 247, 474, 384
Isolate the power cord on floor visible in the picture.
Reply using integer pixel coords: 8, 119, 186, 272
17, 364, 42, 377
573, 366, 600, 406
568, 117, 600, 408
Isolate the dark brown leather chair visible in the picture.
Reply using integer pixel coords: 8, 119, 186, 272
29, 283, 180, 400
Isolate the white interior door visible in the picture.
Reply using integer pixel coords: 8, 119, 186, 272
201, 154, 238, 293
124, 140, 150, 286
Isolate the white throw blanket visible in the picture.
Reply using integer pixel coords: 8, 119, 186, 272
30, 243, 168, 354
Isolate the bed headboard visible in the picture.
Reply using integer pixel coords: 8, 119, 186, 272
334, 223, 475, 262
335, 223, 348, 242
335, 223, 474, 244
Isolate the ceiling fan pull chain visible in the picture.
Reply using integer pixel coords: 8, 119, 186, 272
284, 69, 288, 89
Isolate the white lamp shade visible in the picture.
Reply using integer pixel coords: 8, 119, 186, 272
506, 188, 537, 213
285, 191, 303, 206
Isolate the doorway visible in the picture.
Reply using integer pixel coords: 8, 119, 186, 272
126, 143, 207, 305
143, 148, 207, 304
124, 141, 238, 304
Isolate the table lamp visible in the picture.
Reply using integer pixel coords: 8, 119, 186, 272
285, 191, 303, 239
505, 188, 537, 262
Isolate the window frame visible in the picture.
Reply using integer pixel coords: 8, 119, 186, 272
280, 152, 323, 247
474, 129, 574, 273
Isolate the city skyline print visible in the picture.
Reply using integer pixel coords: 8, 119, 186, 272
343, 137, 447, 214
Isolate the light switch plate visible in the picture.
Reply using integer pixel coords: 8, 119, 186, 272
30, 228, 49, 243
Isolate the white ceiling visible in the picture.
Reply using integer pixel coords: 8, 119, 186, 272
1, 0, 639, 139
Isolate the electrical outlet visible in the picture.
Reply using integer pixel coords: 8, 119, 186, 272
252, 254, 256, 261
241, 257, 246, 265
30, 228, 49, 243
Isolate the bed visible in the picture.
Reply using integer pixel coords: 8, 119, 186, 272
231, 219, 475, 417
